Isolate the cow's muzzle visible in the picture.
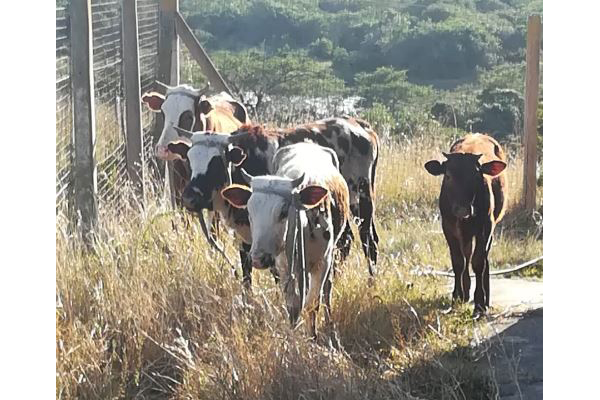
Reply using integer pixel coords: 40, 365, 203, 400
251, 253, 275, 269
155, 144, 179, 161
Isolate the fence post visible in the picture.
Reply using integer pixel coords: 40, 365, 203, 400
157, 0, 179, 208
70, 0, 97, 240
523, 15, 541, 213
175, 12, 232, 95
122, 0, 145, 197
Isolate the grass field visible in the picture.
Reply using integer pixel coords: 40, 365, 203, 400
56, 130, 542, 399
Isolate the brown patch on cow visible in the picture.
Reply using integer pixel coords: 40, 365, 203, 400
234, 124, 282, 151
323, 174, 350, 239
194, 95, 248, 133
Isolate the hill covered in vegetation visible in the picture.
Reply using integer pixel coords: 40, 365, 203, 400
180, 0, 542, 140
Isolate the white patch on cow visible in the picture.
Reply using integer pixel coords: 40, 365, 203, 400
186, 132, 231, 177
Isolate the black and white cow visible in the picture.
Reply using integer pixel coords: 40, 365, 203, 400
221, 142, 350, 339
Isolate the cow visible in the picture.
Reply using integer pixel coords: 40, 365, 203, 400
166, 130, 258, 287
424, 133, 507, 317
141, 83, 249, 204
167, 117, 379, 286
226, 118, 380, 276
220, 142, 350, 341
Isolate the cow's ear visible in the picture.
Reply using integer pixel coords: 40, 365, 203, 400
199, 99, 213, 115
226, 146, 247, 166
299, 185, 328, 209
141, 92, 164, 112
221, 184, 252, 209
424, 160, 445, 176
481, 160, 506, 176
167, 141, 190, 160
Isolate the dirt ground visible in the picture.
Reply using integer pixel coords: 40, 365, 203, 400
468, 277, 543, 399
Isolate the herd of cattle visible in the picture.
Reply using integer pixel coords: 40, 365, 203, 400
141, 84, 508, 339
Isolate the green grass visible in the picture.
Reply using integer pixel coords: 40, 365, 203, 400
56, 132, 542, 399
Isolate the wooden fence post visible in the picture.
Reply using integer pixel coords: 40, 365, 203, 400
70, 0, 97, 240
157, 0, 179, 208
175, 11, 232, 95
122, 0, 145, 197
523, 15, 542, 213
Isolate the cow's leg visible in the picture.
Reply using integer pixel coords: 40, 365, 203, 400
442, 220, 467, 302
461, 233, 474, 302
358, 180, 378, 277
472, 227, 493, 316
239, 242, 252, 289
336, 222, 353, 265
484, 235, 494, 308
305, 250, 334, 340
322, 266, 341, 349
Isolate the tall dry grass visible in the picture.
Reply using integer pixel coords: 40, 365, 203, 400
56, 133, 542, 399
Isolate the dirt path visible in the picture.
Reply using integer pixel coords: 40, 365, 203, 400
471, 277, 543, 399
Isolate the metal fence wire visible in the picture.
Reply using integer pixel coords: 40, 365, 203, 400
56, 0, 161, 213
92, 0, 127, 209
56, 6, 73, 212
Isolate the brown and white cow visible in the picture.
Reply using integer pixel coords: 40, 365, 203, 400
169, 117, 380, 286
141, 83, 249, 205
221, 142, 350, 340
424, 133, 507, 316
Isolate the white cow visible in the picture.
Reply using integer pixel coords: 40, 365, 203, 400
221, 142, 350, 340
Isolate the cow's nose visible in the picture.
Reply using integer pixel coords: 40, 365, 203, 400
155, 144, 168, 160
261, 254, 275, 268
251, 253, 274, 269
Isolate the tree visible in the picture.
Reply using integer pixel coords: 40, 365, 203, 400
212, 49, 346, 111
354, 66, 434, 108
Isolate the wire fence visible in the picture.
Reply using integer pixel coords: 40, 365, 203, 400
56, 0, 161, 215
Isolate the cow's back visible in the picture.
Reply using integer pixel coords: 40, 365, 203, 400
450, 133, 507, 223
275, 143, 350, 240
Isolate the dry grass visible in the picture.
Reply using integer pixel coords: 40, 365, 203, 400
56, 133, 542, 399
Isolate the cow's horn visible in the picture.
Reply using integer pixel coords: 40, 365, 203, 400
154, 80, 173, 93
195, 82, 211, 96
240, 168, 253, 184
174, 126, 194, 139
291, 173, 305, 188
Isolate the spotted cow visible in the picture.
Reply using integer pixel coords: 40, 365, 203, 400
424, 133, 507, 316
221, 142, 350, 340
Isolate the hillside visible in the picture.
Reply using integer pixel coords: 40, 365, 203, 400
180, 0, 542, 140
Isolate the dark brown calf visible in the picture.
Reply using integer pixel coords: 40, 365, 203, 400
425, 133, 507, 316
